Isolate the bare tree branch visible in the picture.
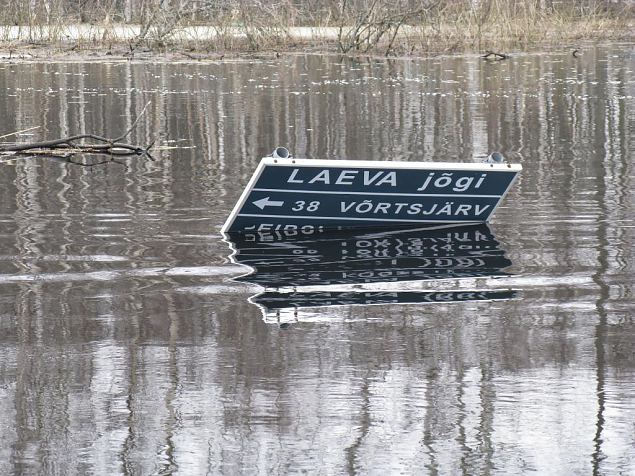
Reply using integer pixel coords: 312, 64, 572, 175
0, 104, 155, 164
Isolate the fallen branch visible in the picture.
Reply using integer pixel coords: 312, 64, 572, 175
0, 103, 155, 163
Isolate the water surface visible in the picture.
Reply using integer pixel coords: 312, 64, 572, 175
0, 48, 634, 474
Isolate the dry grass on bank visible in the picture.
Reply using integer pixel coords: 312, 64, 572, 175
0, 1, 632, 58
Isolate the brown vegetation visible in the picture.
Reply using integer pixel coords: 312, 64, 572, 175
0, 0, 632, 57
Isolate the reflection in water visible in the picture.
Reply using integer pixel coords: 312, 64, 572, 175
253, 289, 517, 323
225, 224, 518, 322
227, 224, 511, 287
0, 48, 633, 473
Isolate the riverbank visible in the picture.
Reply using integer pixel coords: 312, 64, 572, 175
0, 16, 633, 62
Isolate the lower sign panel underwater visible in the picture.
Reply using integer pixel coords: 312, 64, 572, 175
224, 223, 518, 324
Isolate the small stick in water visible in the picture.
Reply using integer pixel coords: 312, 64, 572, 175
0, 126, 41, 141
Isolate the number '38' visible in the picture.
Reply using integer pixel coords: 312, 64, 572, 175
292, 201, 320, 212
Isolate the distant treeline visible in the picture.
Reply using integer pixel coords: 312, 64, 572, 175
0, 0, 630, 25
0, 0, 632, 54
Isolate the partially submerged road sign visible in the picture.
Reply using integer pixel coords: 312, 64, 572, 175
222, 156, 522, 233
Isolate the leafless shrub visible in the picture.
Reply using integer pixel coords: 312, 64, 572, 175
234, 0, 294, 51
336, 0, 433, 55
0, 0, 632, 54
415, 0, 634, 54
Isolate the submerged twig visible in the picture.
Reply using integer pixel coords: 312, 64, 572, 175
0, 126, 41, 141
115, 102, 151, 142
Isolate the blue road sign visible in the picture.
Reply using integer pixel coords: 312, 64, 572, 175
222, 157, 522, 233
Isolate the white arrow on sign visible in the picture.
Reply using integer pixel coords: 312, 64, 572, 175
253, 197, 284, 210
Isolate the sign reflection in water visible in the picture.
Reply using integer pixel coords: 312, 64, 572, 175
224, 224, 517, 322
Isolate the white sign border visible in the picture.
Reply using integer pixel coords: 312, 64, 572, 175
221, 157, 523, 233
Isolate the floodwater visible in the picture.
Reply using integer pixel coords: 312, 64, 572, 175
0, 46, 633, 474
